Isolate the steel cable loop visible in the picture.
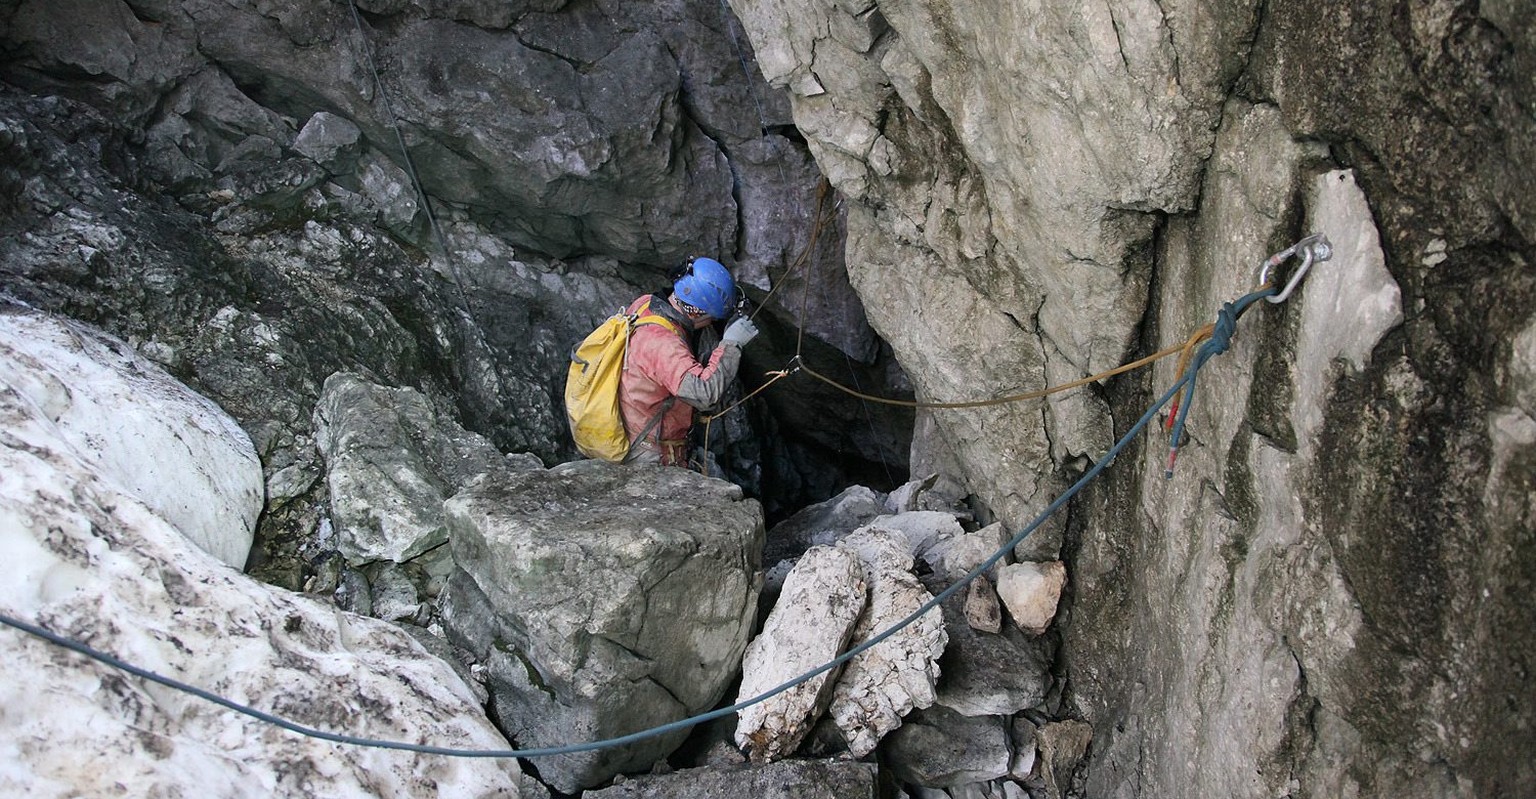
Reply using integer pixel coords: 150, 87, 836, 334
0, 281, 1292, 758
0, 357, 1206, 760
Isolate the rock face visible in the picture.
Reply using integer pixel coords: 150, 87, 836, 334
2, 0, 1532, 796
0, 0, 910, 587
723, 0, 1535, 796
0, 306, 519, 798
442, 461, 764, 793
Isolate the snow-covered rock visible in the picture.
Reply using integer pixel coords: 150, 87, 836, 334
0, 308, 520, 798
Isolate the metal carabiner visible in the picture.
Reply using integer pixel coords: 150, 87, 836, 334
1258, 233, 1333, 303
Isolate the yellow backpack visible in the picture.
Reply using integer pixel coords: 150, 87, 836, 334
564, 308, 680, 461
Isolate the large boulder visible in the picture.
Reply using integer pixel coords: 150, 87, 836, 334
0, 308, 518, 798
926, 574, 1053, 719
442, 460, 764, 793
883, 706, 1012, 789
827, 526, 948, 757
734, 545, 867, 762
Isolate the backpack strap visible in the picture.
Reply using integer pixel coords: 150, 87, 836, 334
622, 395, 676, 463
620, 306, 684, 460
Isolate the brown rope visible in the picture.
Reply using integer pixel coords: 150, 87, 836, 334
693, 178, 1244, 468
698, 369, 795, 473
795, 325, 1215, 410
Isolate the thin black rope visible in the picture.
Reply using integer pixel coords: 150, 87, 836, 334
344, 0, 476, 318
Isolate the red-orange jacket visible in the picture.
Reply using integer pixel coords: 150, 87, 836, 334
619, 294, 743, 465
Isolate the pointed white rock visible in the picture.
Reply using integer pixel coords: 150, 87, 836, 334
734, 545, 867, 762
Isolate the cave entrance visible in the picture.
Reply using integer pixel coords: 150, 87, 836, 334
707, 306, 915, 528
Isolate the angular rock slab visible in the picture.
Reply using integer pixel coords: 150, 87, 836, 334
735, 545, 867, 762
0, 315, 518, 797
858, 511, 965, 560
1037, 720, 1093, 799
830, 528, 948, 757
445, 460, 764, 793
584, 759, 879, 799
884, 705, 1012, 788
764, 484, 887, 564
996, 561, 1067, 635
314, 372, 507, 565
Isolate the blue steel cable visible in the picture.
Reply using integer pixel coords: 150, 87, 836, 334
0, 290, 1268, 759
1163, 287, 1276, 477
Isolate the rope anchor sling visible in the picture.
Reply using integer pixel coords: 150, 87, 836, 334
0, 235, 1333, 760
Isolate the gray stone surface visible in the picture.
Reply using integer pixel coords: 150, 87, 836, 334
314, 372, 505, 565
443, 460, 763, 792
928, 575, 1053, 719
584, 759, 878, 799
0, 0, 909, 573
763, 484, 887, 564
2, 0, 1533, 796
725, 0, 1536, 795
1035, 721, 1092, 799
884, 706, 1012, 788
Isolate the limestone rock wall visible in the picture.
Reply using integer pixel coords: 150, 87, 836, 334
0, 0, 909, 584
1, 0, 1531, 794
726, 0, 1534, 796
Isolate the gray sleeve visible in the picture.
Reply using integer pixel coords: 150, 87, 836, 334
674, 343, 743, 411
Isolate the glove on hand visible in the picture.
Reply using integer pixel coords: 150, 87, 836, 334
722, 317, 760, 348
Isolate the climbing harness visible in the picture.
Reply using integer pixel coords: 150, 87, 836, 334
0, 238, 1327, 760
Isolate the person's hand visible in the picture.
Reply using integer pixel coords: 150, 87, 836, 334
722, 317, 759, 348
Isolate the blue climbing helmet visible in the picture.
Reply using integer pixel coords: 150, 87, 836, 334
671, 256, 737, 319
